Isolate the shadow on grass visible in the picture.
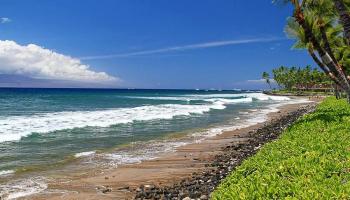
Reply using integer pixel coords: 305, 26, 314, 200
294, 109, 350, 126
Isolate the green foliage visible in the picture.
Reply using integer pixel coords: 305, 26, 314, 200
212, 97, 350, 199
280, 0, 350, 94
271, 65, 331, 91
262, 72, 271, 89
283, 0, 348, 55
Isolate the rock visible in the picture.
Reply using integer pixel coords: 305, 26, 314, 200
118, 186, 129, 190
102, 187, 112, 193
132, 105, 316, 200
191, 191, 201, 198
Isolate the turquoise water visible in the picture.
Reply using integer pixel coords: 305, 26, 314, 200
0, 88, 296, 198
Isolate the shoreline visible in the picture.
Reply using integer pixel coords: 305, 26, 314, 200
24, 98, 318, 200
134, 103, 317, 199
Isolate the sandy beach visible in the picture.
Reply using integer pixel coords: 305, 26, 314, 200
20, 97, 318, 200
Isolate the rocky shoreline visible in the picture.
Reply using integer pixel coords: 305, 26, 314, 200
132, 104, 317, 200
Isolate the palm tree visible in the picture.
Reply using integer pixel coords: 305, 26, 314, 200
272, 69, 281, 88
333, 0, 350, 44
304, 65, 312, 90
287, 67, 298, 90
277, 0, 350, 102
269, 65, 331, 92
285, 17, 340, 84
262, 72, 272, 89
273, 66, 287, 89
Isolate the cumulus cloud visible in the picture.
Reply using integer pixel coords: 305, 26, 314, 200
0, 40, 118, 82
0, 17, 11, 23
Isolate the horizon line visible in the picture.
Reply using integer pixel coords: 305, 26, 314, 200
0, 86, 263, 91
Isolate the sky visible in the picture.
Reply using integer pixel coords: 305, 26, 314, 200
0, 0, 315, 89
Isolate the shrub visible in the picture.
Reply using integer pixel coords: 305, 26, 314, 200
212, 97, 350, 199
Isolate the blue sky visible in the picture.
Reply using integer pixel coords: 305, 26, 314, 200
0, 0, 314, 89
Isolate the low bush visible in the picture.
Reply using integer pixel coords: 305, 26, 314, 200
212, 97, 350, 199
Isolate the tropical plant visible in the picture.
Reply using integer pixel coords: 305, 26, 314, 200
275, 0, 350, 102
270, 66, 331, 91
212, 97, 350, 199
262, 71, 272, 89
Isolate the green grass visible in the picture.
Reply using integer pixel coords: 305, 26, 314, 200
212, 97, 350, 199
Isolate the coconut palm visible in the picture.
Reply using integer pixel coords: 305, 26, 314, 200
333, 0, 350, 44
285, 16, 340, 84
262, 72, 272, 89
287, 67, 298, 90
269, 66, 331, 92
276, 0, 350, 102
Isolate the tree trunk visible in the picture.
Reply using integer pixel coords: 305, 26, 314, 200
319, 24, 337, 62
335, 84, 340, 99
334, 0, 350, 44
307, 47, 345, 90
294, 6, 350, 93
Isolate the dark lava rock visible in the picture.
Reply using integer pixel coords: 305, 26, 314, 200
102, 187, 112, 194
132, 104, 316, 199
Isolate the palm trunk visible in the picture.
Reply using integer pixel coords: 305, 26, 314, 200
294, 5, 350, 93
334, 84, 341, 99
334, 0, 350, 44
307, 47, 345, 90
319, 24, 337, 62
347, 91, 350, 103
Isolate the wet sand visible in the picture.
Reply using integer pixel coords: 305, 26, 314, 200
29, 98, 318, 200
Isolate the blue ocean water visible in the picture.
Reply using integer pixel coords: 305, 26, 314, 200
0, 88, 296, 198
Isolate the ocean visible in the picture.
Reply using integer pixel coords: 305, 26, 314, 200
0, 88, 304, 199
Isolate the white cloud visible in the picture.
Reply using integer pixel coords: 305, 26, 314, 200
232, 79, 278, 90
0, 40, 118, 82
80, 37, 285, 60
0, 17, 11, 23
246, 79, 276, 83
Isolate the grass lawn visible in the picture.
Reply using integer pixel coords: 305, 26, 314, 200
212, 97, 350, 199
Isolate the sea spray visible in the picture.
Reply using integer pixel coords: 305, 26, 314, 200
0, 88, 306, 199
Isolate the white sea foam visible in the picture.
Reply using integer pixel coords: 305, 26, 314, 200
186, 93, 291, 101
128, 96, 194, 101
246, 93, 290, 101
101, 98, 309, 167
0, 177, 47, 200
0, 103, 225, 143
193, 97, 311, 139
102, 141, 189, 167
0, 170, 14, 176
74, 151, 96, 158
130, 93, 290, 102
99, 99, 290, 167
0, 93, 297, 143
205, 97, 253, 104
0, 93, 311, 199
